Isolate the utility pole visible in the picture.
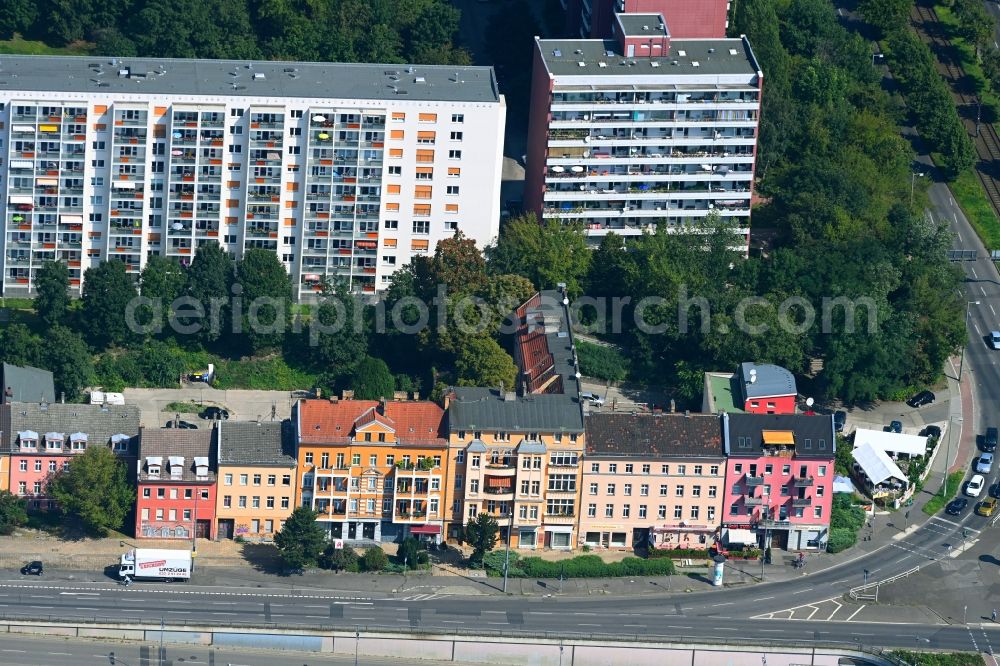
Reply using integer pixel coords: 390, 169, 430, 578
502, 509, 514, 593
159, 617, 164, 666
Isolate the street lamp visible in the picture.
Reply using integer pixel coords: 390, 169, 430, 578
958, 301, 981, 382
910, 171, 925, 205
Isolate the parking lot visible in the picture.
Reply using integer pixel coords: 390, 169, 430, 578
123, 387, 297, 428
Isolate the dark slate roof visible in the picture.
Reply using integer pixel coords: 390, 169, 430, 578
0, 404, 9, 453
2, 364, 55, 404
7, 402, 140, 454
137, 427, 216, 483
586, 413, 723, 458
739, 362, 797, 400
218, 420, 295, 467
447, 387, 585, 433
724, 413, 835, 458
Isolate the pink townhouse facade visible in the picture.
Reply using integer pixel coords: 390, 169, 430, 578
6, 402, 140, 510
580, 413, 725, 551
722, 413, 835, 552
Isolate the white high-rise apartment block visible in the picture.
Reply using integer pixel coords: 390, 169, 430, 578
0, 56, 505, 298
524, 14, 762, 246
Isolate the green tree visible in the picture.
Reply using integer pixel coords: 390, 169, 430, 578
397, 536, 421, 570
455, 337, 517, 390
310, 278, 368, 378
273, 507, 327, 569
184, 242, 234, 346
43, 326, 93, 402
464, 511, 499, 565
139, 255, 188, 336
351, 356, 395, 400
857, 0, 912, 36
954, 0, 995, 60
0, 0, 38, 40
487, 215, 591, 297
0, 323, 41, 368
0, 490, 28, 535
361, 545, 388, 571
47, 446, 132, 536
34, 260, 70, 327
236, 249, 293, 353
318, 544, 359, 571
81, 260, 138, 350
136, 341, 186, 387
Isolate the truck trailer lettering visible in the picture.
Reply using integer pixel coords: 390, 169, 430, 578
139, 560, 167, 569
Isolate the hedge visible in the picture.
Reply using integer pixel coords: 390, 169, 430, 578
826, 527, 857, 554
485, 553, 674, 578
647, 548, 710, 559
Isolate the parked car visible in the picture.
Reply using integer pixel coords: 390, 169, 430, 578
888, 421, 903, 433
165, 420, 198, 430
579, 392, 605, 407
945, 498, 969, 516
977, 453, 995, 474
991, 331, 1000, 350
920, 425, 942, 440
833, 410, 847, 432
990, 483, 1000, 499
906, 390, 935, 408
977, 498, 998, 517
199, 406, 229, 421
985, 427, 998, 452
966, 474, 986, 498
20, 561, 43, 576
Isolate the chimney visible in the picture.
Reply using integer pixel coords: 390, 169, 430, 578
378, 397, 386, 414
669, 398, 676, 413
60, 392, 65, 404
684, 410, 690, 418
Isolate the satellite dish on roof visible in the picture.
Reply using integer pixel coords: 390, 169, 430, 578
806, 397, 814, 407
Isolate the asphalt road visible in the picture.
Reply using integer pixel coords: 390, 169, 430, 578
0, 633, 455, 666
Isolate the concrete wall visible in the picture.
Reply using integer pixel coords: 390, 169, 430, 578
0, 620, 900, 666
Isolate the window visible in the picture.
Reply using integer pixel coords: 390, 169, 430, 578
155, 509, 163, 520
624, 484, 632, 496
392, 112, 405, 122
638, 505, 647, 519
677, 465, 686, 475
545, 499, 574, 516
281, 497, 290, 509
418, 113, 437, 123
587, 503, 597, 517
659, 484, 668, 496
470, 479, 479, 493
253, 474, 261, 486
782, 464, 791, 475
625, 464, 634, 474
450, 131, 463, 141
674, 505, 683, 519
446, 185, 459, 195
642, 464, 651, 474
708, 485, 717, 498
266, 496, 275, 508
451, 114, 464, 123
34, 460, 41, 472
661, 464, 669, 474
282, 475, 291, 486
224, 473, 233, 486
549, 452, 578, 467
352, 453, 361, 466
734, 463, 743, 473
143, 488, 150, 498
531, 480, 540, 494
690, 506, 699, 520
448, 150, 462, 159
18, 460, 26, 472
731, 483, 741, 494
694, 465, 703, 475
608, 463, 618, 474
239, 496, 247, 508
622, 505, 630, 518
764, 464, 773, 475
730, 503, 740, 515
816, 485, 825, 497
267, 475, 276, 486
412, 220, 430, 234
818, 465, 827, 477
369, 455, 378, 467
640, 484, 649, 496
168, 509, 176, 521
240, 474, 248, 486
548, 474, 577, 492
591, 463, 600, 473
605, 504, 614, 518
471, 455, 480, 468
708, 506, 716, 521
607, 483, 615, 496
521, 479, 530, 494
169, 488, 177, 500
157, 488, 165, 499
448, 167, 461, 177
675, 486, 684, 497
692, 485, 701, 497
388, 166, 401, 175
589, 483, 598, 495
658, 505, 666, 518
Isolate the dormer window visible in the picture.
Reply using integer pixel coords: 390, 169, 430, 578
194, 456, 209, 480
110, 434, 130, 452
45, 432, 65, 450
168, 456, 185, 480
17, 430, 38, 450
70, 432, 88, 451
146, 456, 163, 479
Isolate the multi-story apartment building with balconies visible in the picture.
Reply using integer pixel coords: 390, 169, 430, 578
294, 398, 449, 544
721, 413, 835, 552
580, 412, 725, 551
524, 14, 762, 244
0, 55, 506, 298
444, 388, 586, 550
564, 0, 730, 40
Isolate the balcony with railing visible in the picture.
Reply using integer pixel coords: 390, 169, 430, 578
791, 496, 813, 507
793, 476, 814, 487
745, 475, 765, 487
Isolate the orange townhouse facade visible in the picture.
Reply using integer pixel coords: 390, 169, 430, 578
294, 398, 449, 544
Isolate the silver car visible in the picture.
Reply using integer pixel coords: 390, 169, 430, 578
977, 453, 994, 474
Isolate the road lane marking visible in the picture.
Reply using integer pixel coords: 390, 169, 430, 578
982, 286, 988, 296
29, 605, 53, 609
791, 588, 813, 594
440, 620, 464, 624
578, 623, 602, 627
711, 602, 734, 606
991, 304, 997, 317
759, 629, 784, 633
753, 596, 775, 601
623, 624, 645, 628
47, 652, 71, 656
972, 267, 979, 279
846, 605, 867, 622
76, 607, 100, 611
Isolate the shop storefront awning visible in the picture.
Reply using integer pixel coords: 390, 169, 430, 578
410, 525, 441, 535
723, 528, 756, 545
652, 524, 713, 533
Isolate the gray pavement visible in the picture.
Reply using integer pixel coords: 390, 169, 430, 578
123, 388, 296, 427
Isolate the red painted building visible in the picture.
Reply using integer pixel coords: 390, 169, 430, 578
4, 402, 140, 510
722, 413, 835, 551
703, 363, 798, 415
565, 0, 729, 40
136, 428, 217, 540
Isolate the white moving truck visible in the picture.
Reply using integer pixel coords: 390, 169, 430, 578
119, 548, 192, 582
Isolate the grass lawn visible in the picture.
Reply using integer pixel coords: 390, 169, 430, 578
922, 470, 967, 515
163, 401, 206, 414
947, 167, 1000, 249
891, 650, 985, 666
0, 34, 94, 56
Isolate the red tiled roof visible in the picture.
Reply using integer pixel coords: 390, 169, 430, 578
298, 399, 446, 445
514, 293, 558, 394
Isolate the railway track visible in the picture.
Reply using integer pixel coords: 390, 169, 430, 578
910, 2, 1000, 220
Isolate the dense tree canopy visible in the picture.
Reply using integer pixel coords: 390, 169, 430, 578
81, 260, 138, 350
34, 261, 70, 328
5, 0, 470, 66
48, 446, 133, 535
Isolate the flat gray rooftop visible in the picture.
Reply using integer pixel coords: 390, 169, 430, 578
538, 37, 759, 78
0, 55, 500, 103
616, 13, 669, 37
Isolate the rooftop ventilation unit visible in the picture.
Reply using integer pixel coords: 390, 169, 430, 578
651, 61, 660, 67
414, 76, 425, 83
692, 61, 700, 67
677, 50, 686, 57
252, 72, 265, 80
598, 61, 607, 68
577, 61, 586, 67
729, 48, 739, 56
553, 49, 562, 57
